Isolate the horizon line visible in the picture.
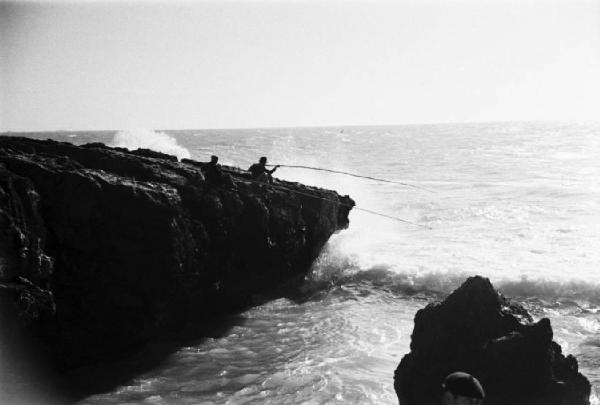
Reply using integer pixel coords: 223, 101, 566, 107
2, 119, 598, 134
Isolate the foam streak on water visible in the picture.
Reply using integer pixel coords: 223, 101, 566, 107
82, 290, 423, 405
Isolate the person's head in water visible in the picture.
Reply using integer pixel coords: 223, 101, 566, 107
259, 156, 267, 166
211, 155, 218, 163
441, 372, 485, 405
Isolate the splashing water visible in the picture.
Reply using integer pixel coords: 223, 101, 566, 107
110, 128, 191, 160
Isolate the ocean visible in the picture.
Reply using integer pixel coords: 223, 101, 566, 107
7, 122, 600, 404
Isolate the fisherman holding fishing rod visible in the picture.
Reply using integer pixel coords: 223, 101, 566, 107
249, 157, 279, 184
244, 157, 432, 230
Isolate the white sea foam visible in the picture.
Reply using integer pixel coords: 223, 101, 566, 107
110, 129, 191, 160
69, 122, 600, 404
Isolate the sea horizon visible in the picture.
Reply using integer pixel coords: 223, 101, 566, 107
3, 119, 600, 136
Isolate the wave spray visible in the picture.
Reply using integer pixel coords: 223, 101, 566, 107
110, 129, 191, 160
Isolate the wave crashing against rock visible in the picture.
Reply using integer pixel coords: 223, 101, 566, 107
394, 276, 591, 405
0, 136, 354, 370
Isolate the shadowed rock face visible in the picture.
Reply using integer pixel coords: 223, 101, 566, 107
394, 276, 591, 405
0, 136, 354, 371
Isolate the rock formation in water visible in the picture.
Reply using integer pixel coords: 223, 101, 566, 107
0, 136, 354, 371
394, 276, 591, 405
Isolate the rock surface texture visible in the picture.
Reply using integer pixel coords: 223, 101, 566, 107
394, 276, 591, 405
0, 136, 354, 370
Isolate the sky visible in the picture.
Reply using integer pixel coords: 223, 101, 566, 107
1, 0, 599, 131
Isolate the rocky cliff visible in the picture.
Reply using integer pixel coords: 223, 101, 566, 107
394, 276, 591, 405
0, 136, 354, 371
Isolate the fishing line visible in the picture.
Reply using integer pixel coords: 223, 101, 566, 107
266, 164, 435, 194
235, 175, 432, 230
352, 207, 432, 230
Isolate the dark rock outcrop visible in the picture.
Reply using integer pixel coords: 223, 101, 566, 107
394, 276, 591, 405
0, 136, 354, 371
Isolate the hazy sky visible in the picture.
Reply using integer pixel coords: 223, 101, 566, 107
1, 0, 599, 131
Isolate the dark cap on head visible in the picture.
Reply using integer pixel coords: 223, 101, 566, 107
211, 155, 218, 161
259, 156, 267, 163
443, 372, 485, 399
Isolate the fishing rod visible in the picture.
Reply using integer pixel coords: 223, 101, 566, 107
266, 164, 435, 194
239, 176, 432, 230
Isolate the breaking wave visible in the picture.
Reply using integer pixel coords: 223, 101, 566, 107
110, 129, 191, 160
306, 251, 600, 306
